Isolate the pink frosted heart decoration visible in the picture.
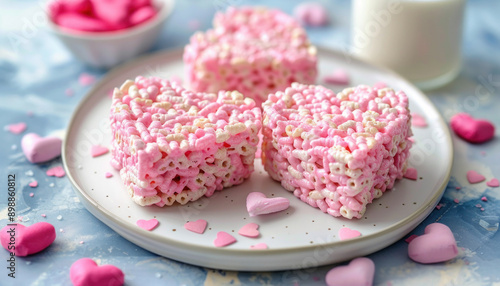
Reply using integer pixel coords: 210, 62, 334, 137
246, 192, 290, 217
136, 219, 158, 231
293, 2, 329, 27
411, 113, 428, 128
213, 231, 236, 247
487, 178, 499, 187
404, 168, 418, 180
21, 133, 62, 163
325, 257, 375, 286
184, 219, 207, 234
408, 223, 458, 264
250, 243, 268, 250
467, 170, 485, 184
46, 166, 66, 177
0, 222, 56, 256
7, 122, 27, 134
238, 223, 260, 238
70, 258, 124, 286
91, 145, 109, 157
338, 227, 361, 240
450, 113, 495, 143
323, 69, 350, 85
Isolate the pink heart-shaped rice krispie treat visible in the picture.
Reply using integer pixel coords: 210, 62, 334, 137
110, 76, 261, 207
262, 83, 412, 219
184, 7, 317, 107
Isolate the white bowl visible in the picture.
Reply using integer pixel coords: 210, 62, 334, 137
47, 0, 175, 69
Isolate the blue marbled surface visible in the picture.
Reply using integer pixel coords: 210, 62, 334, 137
1, 0, 500, 285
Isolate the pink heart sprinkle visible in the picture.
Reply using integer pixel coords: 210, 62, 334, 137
29, 181, 38, 188
91, 145, 109, 157
404, 168, 418, 180
408, 223, 458, 264
246, 192, 290, 217
21, 133, 62, 163
450, 113, 495, 143
213, 231, 236, 247
325, 257, 375, 286
486, 178, 499, 187
481, 196, 488, 202
70, 258, 125, 286
46, 166, 66, 177
338, 227, 361, 240
293, 2, 329, 27
238, 223, 260, 238
79, 73, 96, 86
250, 243, 268, 250
184, 219, 207, 234
467, 170, 485, 184
323, 69, 350, 85
7, 122, 27, 134
105, 172, 113, 178
411, 113, 428, 128
136, 219, 159, 231
1, 222, 56, 256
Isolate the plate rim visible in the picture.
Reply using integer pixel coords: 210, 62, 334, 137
62, 46, 453, 265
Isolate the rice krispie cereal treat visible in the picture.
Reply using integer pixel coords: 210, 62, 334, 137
262, 83, 412, 219
184, 7, 318, 107
110, 76, 261, 207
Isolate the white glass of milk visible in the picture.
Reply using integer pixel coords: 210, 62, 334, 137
351, 0, 466, 90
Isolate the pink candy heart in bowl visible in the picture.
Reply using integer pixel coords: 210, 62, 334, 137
1, 222, 56, 256
70, 258, 124, 286
21, 133, 62, 163
408, 223, 458, 264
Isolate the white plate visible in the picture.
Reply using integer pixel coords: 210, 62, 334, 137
62, 47, 452, 271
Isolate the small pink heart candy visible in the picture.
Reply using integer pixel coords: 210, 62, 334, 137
404, 168, 418, 180
450, 113, 495, 143
70, 258, 124, 286
1, 222, 56, 256
338, 227, 361, 240
293, 2, 329, 27
467, 170, 485, 184
7, 122, 27, 134
29, 181, 38, 188
411, 113, 428, 128
55, 13, 112, 32
46, 166, 66, 177
487, 178, 499, 187
21, 133, 62, 163
238, 223, 260, 238
136, 219, 158, 231
184, 219, 207, 234
323, 69, 350, 86
91, 145, 109, 157
325, 257, 375, 286
250, 243, 268, 250
90, 0, 130, 26
79, 73, 96, 86
213, 231, 236, 247
408, 223, 458, 264
246, 192, 289, 217
129, 6, 157, 27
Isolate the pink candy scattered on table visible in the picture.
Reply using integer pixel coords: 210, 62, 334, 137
49, 0, 158, 33
262, 83, 413, 219
184, 7, 318, 107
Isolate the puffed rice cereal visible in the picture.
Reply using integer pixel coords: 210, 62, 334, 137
262, 83, 413, 219
110, 76, 262, 207
184, 7, 318, 107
